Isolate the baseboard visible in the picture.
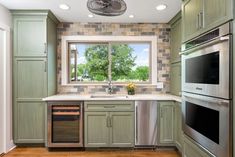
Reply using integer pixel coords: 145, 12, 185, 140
6, 140, 16, 153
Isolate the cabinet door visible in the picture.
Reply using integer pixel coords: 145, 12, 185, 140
158, 101, 174, 145
174, 102, 182, 152
85, 112, 109, 147
170, 18, 182, 63
13, 17, 46, 57
203, 0, 232, 30
183, 135, 212, 157
14, 102, 45, 143
109, 112, 134, 147
14, 58, 47, 100
182, 0, 203, 42
170, 62, 181, 96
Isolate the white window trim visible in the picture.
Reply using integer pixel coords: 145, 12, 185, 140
61, 35, 158, 86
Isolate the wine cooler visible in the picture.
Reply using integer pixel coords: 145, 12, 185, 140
47, 101, 83, 147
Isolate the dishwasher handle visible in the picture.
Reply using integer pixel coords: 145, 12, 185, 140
135, 104, 138, 144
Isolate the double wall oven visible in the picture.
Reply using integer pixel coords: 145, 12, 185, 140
181, 22, 232, 157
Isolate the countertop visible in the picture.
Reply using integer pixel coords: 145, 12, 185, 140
43, 94, 182, 102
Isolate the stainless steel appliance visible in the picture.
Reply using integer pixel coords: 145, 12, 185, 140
182, 22, 232, 99
47, 101, 83, 147
135, 101, 158, 147
182, 92, 232, 157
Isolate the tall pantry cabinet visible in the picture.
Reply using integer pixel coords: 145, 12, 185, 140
12, 10, 59, 144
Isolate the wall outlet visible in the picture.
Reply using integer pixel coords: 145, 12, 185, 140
156, 82, 164, 89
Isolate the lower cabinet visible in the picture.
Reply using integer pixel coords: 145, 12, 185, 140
14, 102, 45, 143
183, 135, 212, 157
84, 101, 135, 148
158, 101, 175, 145
174, 102, 183, 152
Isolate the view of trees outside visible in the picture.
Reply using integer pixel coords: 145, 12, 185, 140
70, 43, 150, 83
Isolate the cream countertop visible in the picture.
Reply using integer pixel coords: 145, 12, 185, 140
43, 94, 182, 103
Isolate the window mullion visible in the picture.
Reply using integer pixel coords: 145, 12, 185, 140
75, 49, 78, 82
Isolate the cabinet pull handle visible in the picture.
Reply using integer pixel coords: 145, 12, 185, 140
200, 12, 203, 29
109, 116, 112, 127
44, 43, 47, 54
104, 106, 115, 108
160, 109, 163, 118
44, 61, 47, 72
106, 116, 109, 127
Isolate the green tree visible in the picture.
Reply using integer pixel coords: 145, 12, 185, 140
85, 45, 109, 81
84, 44, 136, 81
111, 44, 136, 81
134, 66, 149, 81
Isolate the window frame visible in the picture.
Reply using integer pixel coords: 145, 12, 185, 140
61, 36, 157, 86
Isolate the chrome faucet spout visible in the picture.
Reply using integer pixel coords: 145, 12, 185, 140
107, 79, 113, 94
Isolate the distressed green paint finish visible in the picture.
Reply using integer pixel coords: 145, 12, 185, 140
85, 112, 110, 147
109, 112, 134, 147
203, 0, 232, 31
13, 17, 47, 57
14, 58, 47, 99
158, 101, 174, 146
182, 0, 203, 42
170, 15, 182, 63
84, 101, 135, 148
183, 135, 212, 157
182, 0, 233, 42
174, 102, 182, 152
170, 62, 181, 96
84, 101, 135, 112
15, 102, 45, 143
12, 10, 58, 144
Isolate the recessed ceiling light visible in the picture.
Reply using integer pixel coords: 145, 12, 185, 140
88, 14, 94, 18
129, 15, 134, 18
59, 4, 70, 10
156, 4, 167, 11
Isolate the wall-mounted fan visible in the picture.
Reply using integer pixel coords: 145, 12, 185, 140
87, 0, 127, 16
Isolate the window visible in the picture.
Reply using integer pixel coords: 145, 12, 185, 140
69, 42, 150, 83
62, 36, 157, 85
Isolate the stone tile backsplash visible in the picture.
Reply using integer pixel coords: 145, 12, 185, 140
57, 23, 171, 94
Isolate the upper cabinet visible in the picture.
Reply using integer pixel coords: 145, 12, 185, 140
182, 0, 203, 42
182, 0, 233, 42
13, 16, 47, 57
170, 12, 182, 63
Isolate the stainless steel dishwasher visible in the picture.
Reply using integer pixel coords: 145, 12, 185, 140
135, 101, 158, 147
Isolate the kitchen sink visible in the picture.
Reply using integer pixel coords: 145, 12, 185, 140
90, 95, 129, 99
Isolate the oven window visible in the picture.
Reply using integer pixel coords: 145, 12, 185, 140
52, 105, 80, 143
186, 102, 219, 144
185, 51, 219, 84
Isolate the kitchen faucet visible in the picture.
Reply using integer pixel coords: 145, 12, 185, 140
107, 79, 113, 94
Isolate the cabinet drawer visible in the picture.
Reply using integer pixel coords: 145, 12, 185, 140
84, 101, 134, 112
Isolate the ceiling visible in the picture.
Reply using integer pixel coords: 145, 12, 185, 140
0, 0, 182, 23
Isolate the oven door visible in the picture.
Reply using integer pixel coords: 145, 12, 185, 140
182, 35, 231, 99
182, 92, 231, 157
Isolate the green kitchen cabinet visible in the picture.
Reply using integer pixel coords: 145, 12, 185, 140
85, 112, 110, 147
170, 62, 181, 96
84, 101, 135, 148
109, 112, 134, 147
15, 102, 45, 143
170, 12, 182, 63
13, 16, 47, 57
12, 10, 59, 144
203, 0, 232, 34
158, 101, 175, 146
174, 102, 182, 152
182, 0, 203, 42
183, 135, 213, 157
182, 0, 233, 42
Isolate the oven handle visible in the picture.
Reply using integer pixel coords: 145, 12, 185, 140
180, 35, 230, 55
182, 93, 230, 106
